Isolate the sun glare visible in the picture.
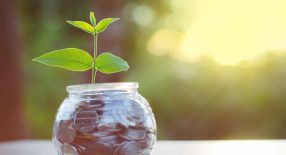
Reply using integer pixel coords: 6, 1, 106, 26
148, 0, 286, 65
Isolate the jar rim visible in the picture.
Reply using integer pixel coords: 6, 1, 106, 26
66, 82, 138, 94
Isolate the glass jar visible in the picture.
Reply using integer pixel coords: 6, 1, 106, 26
52, 82, 157, 155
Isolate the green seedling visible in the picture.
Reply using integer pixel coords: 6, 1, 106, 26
33, 12, 129, 83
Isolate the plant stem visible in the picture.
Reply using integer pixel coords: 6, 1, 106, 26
92, 34, 98, 83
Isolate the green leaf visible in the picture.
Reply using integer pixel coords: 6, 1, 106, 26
32, 48, 93, 71
95, 52, 129, 74
67, 21, 95, 34
95, 18, 119, 33
90, 12, 96, 27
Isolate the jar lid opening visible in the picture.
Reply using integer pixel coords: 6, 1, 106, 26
66, 82, 138, 94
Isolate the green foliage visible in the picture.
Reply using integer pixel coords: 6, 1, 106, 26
90, 12, 96, 27
33, 12, 128, 83
32, 48, 93, 71
96, 52, 129, 74
66, 21, 95, 34
95, 18, 120, 33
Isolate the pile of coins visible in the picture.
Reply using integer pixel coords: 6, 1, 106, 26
55, 99, 156, 155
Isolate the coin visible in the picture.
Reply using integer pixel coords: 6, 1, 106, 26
119, 126, 146, 141
118, 141, 143, 155
74, 108, 98, 133
61, 143, 79, 155
98, 108, 117, 124
112, 102, 135, 127
82, 142, 113, 155
96, 135, 122, 145
113, 142, 128, 155
139, 133, 156, 149
58, 120, 76, 144
86, 99, 104, 108
91, 130, 114, 137
74, 133, 93, 140
112, 100, 146, 127
71, 138, 92, 154
96, 120, 122, 131
96, 113, 123, 134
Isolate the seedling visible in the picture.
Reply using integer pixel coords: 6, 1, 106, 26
33, 12, 129, 83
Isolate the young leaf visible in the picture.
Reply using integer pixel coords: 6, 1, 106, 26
95, 52, 129, 74
67, 21, 95, 34
95, 18, 119, 33
33, 48, 93, 71
90, 12, 96, 27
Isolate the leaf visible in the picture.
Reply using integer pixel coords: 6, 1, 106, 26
67, 21, 95, 34
32, 48, 93, 71
90, 12, 96, 27
95, 18, 119, 33
95, 52, 129, 74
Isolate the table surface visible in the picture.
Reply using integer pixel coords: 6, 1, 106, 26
0, 140, 285, 155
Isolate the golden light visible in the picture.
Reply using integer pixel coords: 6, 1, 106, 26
148, 0, 286, 65
147, 29, 182, 57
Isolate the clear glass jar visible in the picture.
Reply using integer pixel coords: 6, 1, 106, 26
52, 82, 157, 155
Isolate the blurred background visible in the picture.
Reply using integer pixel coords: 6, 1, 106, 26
1, 0, 286, 142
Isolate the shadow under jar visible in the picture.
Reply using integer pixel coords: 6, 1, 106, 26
53, 82, 157, 155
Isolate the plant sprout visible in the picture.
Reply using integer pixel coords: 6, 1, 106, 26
33, 12, 129, 83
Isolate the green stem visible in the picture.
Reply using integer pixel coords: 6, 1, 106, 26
92, 34, 98, 83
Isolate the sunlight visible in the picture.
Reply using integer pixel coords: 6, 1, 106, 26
181, 0, 286, 65
149, 0, 286, 65
147, 29, 182, 57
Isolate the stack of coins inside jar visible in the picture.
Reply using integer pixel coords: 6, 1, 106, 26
54, 93, 156, 155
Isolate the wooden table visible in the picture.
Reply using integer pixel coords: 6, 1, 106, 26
0, 140, 285, 155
